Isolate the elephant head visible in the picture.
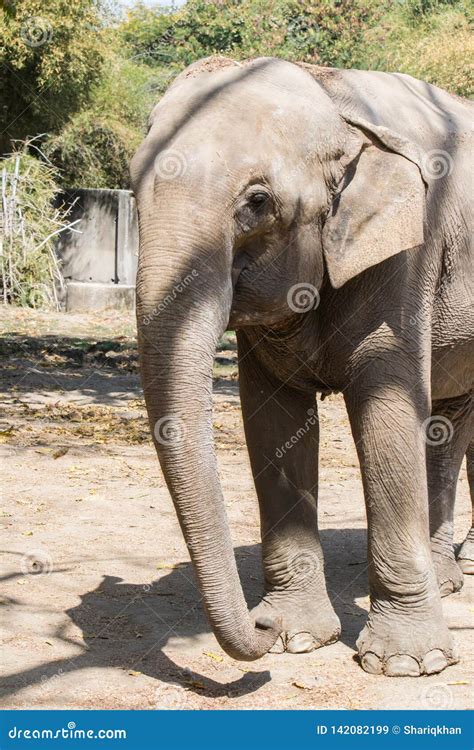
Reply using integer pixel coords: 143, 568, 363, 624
130, 57, 425, 661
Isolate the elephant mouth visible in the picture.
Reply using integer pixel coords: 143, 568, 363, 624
232, 264, 245, 291
229, 281, 290, 330
229, 254, 293, 329
229, 255, 251, 325
231, 251, 251, 292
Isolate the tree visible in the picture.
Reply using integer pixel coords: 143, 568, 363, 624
119, 0, 384, 70
0, 0, 108, 154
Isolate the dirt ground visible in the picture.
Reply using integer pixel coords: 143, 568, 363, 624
1, 308, 472, 710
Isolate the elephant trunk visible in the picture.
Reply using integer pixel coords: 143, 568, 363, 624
135, 201, 280, 660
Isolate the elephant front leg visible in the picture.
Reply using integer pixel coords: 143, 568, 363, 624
238, 338, 340, 653
345, 375, 457, 677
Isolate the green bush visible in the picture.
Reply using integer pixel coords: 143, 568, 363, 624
120, 0, 384, 69
397, 0, 461, 24
120, 2, 182, 66
0, 0, 109, 155
43, 46, 175, 188
90, 54, 172, 130
357, 1, 473, 97
119, 0, 471, 97
44, 111, 141, 190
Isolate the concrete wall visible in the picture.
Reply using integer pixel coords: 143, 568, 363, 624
54, 188, 139, 311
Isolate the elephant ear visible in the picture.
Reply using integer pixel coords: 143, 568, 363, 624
322, 118, 426, 289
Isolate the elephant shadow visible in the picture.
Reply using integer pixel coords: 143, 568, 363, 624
1, 529, 368, 702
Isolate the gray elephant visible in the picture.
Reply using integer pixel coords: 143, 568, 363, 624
131, 57, 473, 677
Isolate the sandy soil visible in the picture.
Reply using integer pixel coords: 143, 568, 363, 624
1, 308, 472, 710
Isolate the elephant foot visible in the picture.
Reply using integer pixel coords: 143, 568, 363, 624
251, 592, 340, 654
432, 550, 464, 597
357, 604, 457, 677
457, 527, 474, 574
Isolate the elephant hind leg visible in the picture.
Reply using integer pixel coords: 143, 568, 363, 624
428, 394, 473, 595
457, 441, 474, 574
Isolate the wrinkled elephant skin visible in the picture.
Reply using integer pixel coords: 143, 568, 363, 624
131, 57, 473, 675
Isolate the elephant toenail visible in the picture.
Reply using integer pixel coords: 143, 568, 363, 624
458, 558, 474, 574
385, 654, 420, 677
286, 632, 314, 653
361, 652, 382, 674
422, 649, 448, 674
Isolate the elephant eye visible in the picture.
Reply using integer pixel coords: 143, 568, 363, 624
235, 187, 274, 235
247, 191, 270, 209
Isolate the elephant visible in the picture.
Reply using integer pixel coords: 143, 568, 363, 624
130, 56, 473, 677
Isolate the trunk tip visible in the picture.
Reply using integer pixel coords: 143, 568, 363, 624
218, 616, 283, 662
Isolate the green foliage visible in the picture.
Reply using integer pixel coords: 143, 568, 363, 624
90, 54, 171, 130
356, 1, 473, 97
0, 147, 68, 308
0, 0, 107, 154
44, 111, 141, 190
120, 2, 182, 66
397, 0, 462, 24
120, 0, 384, 69
42, 48, 174, 188
119, 0, 471, 98
269, 0, 385, 66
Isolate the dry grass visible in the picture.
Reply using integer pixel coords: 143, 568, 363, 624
0, 144, 77, 309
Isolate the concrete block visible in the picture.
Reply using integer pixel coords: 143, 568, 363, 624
55, 188, 139, 287
66, 281, 135, 312
116, 190, 139, 285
